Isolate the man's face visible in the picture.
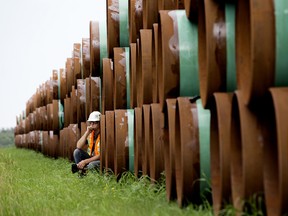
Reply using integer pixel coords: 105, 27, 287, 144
88, 121, 100, 130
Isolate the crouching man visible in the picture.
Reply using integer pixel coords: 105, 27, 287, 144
72, 111, 101, 175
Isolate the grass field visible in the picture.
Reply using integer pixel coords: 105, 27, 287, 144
0, 147, 214, 216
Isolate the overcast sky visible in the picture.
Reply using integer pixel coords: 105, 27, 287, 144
0, 0, 106, 129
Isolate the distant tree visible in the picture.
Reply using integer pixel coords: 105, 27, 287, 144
0, 128, 15, 147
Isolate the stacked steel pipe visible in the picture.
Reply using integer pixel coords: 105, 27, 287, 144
14, 0, 288, 215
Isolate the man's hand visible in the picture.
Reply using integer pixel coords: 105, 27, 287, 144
77, 160, 87, 169
87, 125, 94, 133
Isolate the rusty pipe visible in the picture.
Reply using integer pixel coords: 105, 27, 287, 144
184, 0, 198, 22
210, 92, 233, 215
149, 103, 165, 183
142, 104, 151, 176
198, 0, 237, 109
165, 98, 177, 201
90, 21, 100, 77
175, 97, 200, 207
129, 0, 143, 43
236, 0, 275, 107
105, 110, 115, 173
134, 107, 143, 177
106, 0, 129, 58
90, 77, 101, 113
159, 10, 199, 111
113, 47, 129, 109
77, 80, 86, 126
129, 43, 138, 108
100, 115, 106, 174
114, 110, 129, 177
139, 29, 153, 105
102, 58, 114, 113
263, 87, 288, 216
82, 38, 90, 79
143, 0, 158, 29
152, 24, 159, 103
230, 91, 264, 212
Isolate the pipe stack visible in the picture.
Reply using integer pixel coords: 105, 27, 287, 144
14, 0, 288, 215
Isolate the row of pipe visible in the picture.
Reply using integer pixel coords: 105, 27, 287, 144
14, 0, 288, 215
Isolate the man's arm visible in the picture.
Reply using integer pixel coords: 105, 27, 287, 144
76, 126, 93, 149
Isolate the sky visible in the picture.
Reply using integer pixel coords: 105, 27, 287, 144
0, 0, 106, 129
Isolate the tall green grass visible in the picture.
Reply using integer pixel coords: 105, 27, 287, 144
0, 147, 213, 216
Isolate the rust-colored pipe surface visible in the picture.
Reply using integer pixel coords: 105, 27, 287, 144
152, 24, 159, 103
70, 86, 77, 124
263, 87, 288, 216
159, 10, 199, 111
130, 43, 137, 108
105, 111, 115, 173
47, 104, 53, 131
230, 91, 264, 212
158, 0, 175, 10
80, 122, 87, 137
90, 77, 101, 113
102, 58, 114, 113
77, 80, 86, 126
65, 58, 73, 97
114, 47, 128, 109
35, 132, 40, 152
140, 29, 153, 105
136, 38, 143, 108
175, 97, 200, 207
142, 104, 150, 176
142, 0, 158, 29
59, 129, 65, 158
236, 0, 275, 107
156, 22, 163, 109
28, 131, 33, 150
198, 0, 226, 109
68, 124, 80, 162
48, 132, 58, 159
25, 132, 31, 150
85, 78, 91, 121
34, 131, 42, 153
129, 0, 143, 44
82, 38, 90, 79
100, 114, 106, 174
48, 131, 53, 157
149, 104, 165, 183
43, 131, 48, 156
53, 134, 59, 159
60, 68, 66, 103
114, 110, 129, 177
31, 113, 36, 132
210, 93, 233, 215
45, 80, 53, 105
52, 100, 59, 133
51, 70, 58, 101
34, 107, 41, 131
185, 0, 198, 22
72, 43, 81, 86
159, 10, 179, 111
134, 107, 143, 177
41, 106, 48, 131
64, 97, 71, 128
106, 0, 120, 58
90, 21, 100, 76
61, 127, 69, 158
25, 95, 34, 117
165, 98, 177, 201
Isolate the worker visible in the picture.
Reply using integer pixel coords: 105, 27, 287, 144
71, 111, 101, 175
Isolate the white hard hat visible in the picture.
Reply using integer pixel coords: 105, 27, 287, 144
87, 111, 101, 122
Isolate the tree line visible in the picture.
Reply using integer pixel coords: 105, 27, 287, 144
0, 128, 14, 147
